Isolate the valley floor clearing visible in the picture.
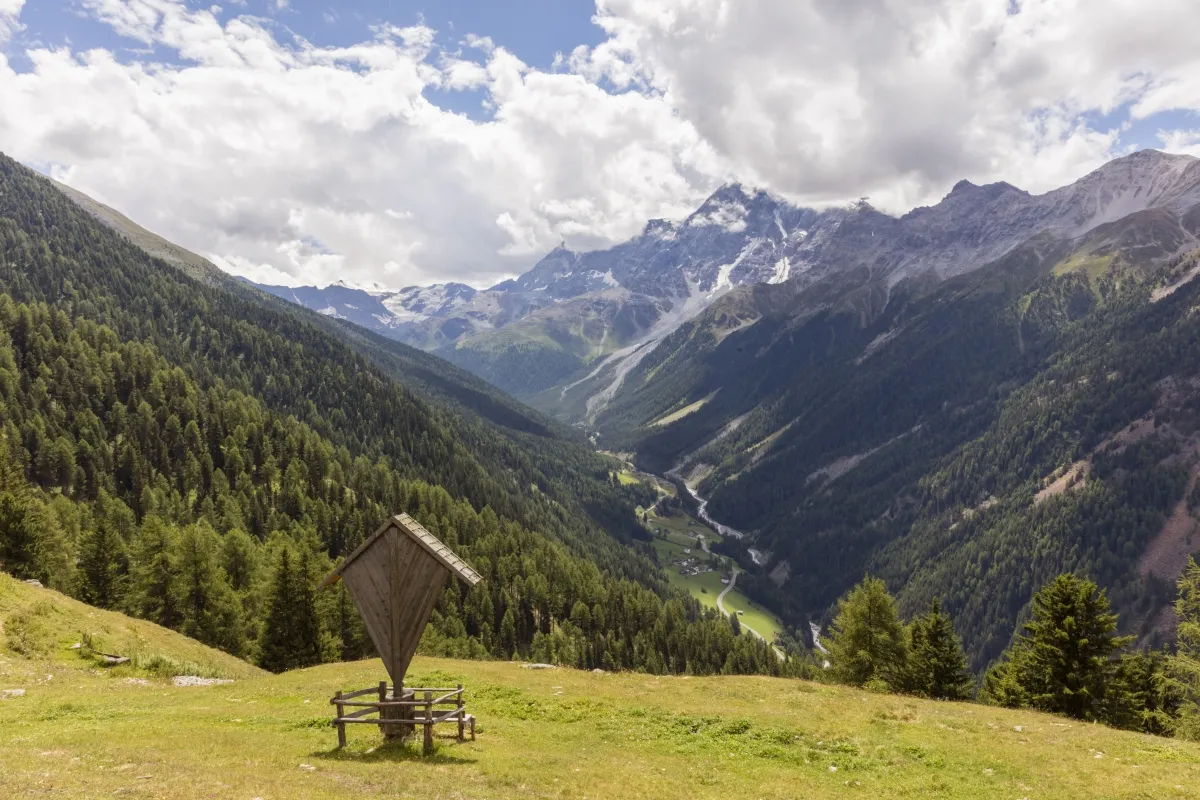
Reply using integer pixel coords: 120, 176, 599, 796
3, 653, 1200, 799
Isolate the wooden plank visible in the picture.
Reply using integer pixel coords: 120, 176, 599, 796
423, 690, 434, 755
329, 686, 379, 702
334, 690, 346, 748
342, 557, 392, 667
340, 706, 380, 720
342, 538, 394, 650
388, 531, 423, 681
396, 513, 483, 586
334, 699, 461, 708
457, 683, 465, 742
386, 532, 437, 682
392, 569, 448, 681
319, 517, 396, 587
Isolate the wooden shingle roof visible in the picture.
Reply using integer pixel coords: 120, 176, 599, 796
320, 513, 483, 683
321, 513, 482, 589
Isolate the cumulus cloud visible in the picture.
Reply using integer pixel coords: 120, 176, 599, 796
585, 0, 1200, 210
0, 0, 1198, 289
0, 0, 717, 287
0, 0, 24, 42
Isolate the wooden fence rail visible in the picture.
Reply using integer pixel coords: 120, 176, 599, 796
330, 683, 474, 753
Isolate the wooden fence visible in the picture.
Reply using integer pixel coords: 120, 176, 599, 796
330, 682, 475, 754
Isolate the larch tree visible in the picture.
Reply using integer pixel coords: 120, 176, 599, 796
826, 576, 908, 690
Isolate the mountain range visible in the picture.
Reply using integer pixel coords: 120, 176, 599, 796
254, 150, 1200, 416
19, 144, 1200, 672
257, 148, 1200, 667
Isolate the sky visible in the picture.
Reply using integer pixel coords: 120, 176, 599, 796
1, 1, 1199, 290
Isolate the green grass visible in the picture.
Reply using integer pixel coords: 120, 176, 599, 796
3, 649, 1199, 799
615, 470, 642, 486
646, 510, 783, 643
720, 582, 784, 643
1051, 250, 1117, 280
0, 574, 261, 681
650, 391, 718, 427
2, 575, 1199, 798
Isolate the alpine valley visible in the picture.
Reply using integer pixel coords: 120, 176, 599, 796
262, 149, 1200, 668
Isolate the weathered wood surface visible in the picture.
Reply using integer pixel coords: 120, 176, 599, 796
323, 515, 479, 685
330, 684, 472, 750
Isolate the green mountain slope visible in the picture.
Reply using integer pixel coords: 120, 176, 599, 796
0, 572, 261, 679
438, 289, 667, 397
595, 206, 1200, 668
0, 153, 782, 675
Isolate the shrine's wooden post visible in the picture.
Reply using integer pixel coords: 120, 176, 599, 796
334, 691, 346, 748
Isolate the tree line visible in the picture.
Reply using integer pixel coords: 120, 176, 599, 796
0, 293, 788, 675
824, 566, 1200, 739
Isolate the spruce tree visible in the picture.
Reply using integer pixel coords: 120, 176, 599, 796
826, 576, 908, 689
982, 574, 1132, 721
906, 598, 973, 700
1169, 556, 1200, 740
79, 519, 129, 610
292, 547, 325, 666
258, 545, 322, 673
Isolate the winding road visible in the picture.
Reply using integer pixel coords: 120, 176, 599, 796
714, 567, 785, 660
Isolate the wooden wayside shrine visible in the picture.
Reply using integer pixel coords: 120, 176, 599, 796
321, 513, 483, 752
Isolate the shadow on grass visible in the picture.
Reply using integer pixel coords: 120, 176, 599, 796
312, 737, 477, 765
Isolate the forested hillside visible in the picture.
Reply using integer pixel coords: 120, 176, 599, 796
0, 153, 782, 675
595, 205, 1200, 669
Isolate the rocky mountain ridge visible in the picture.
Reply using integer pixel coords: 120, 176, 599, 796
254, 149, 1200, 404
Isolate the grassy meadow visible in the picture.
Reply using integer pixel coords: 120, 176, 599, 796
3, 577, 1200, 798
646, 508, 785, 643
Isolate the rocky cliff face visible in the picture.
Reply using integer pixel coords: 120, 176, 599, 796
256, 149, 1200, 402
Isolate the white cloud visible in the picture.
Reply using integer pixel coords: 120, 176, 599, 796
0, 1, 716, 288
1159, 129, 1200, 158
1, 0, 1199, 290
584, 0, 1200, 211
0, 0, 24, 43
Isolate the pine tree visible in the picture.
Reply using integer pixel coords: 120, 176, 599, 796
906, 598, 973, 700
826, 576, 908, 689
79, 519, 129, 609
258, 545, 322, 673
982, 574, 1132, 721
1169, 556, 1200, 740
129, 516, 183, 630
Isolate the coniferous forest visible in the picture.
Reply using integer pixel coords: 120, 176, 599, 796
0, 154, 783, 676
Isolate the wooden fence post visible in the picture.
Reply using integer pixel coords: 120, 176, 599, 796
378, 681, 393, 738
456, 683, 464, 742
334, 690, 347, 749
423, 690, 433, 755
